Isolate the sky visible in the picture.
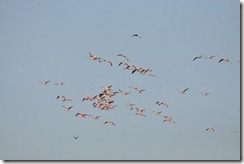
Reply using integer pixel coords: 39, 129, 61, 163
0, 0, 240, 160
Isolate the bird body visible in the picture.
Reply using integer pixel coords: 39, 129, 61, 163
104, 120, 115, 126
206, 128, 215, 132
39, 80, 50, 85
117, 54, 129, 62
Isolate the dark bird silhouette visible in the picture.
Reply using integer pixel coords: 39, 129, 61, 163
73, 136, 79, 139
131, 34, 141, 38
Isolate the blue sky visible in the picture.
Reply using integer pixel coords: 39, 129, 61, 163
0, 0, 240, 160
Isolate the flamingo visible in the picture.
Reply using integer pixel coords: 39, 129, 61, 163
177, 88, 189, 94
219, 58, 231, 63
103, 59, 113, 66
198, 92, 210, 96
193, 55, 204, 61
75, 113, 89, 118
56, 95, 65, 100
39, 80, 50, 85
135, 112, 146, 117
205, 55, 216, 59
136, 89, 145, 94
104, 120, 115, 126
62, 105, 74, 111
89, 115, 101, 120
117, 54, 129, 62
88, 52, 101, 62
153, 110, 163, 115
55, 82, 64, 86
118, 89, 131, 95
156, 101, 169, 108
118, 62, 128, 66
127, 103, 135, 107
62, 98, 72, 102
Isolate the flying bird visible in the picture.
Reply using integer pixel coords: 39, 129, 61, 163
62, 105, 74, 111
73, 136, 79, 139
198, 92, 210, 96
131, 34, 141, 38
55, 82, 64, 86
205, 55, 216, 59
75, 113, 89, 118
219, 58, 231, 63
104, 120, 115, 126
117, 54, 129, 62
118, 89, 131, 95
193, 55, 204, 61
88, 52, 101, 62
206, 128, 215, 132
39, 80, 50, 85
103, 59, 113, 66
177, 88, 189, 94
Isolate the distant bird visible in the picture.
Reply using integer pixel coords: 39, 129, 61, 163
198, 92, 210, 96
104, 120, 115, 126
62, 97, 72, 102
55, 82, 64, 86
75, 113, 89, 118
56, 95, 65, 100
103, 59, 113, 66
39, 80, 50, 85
136, 89, 145, 94
135, 112, 146, 117
193, 55, 204, 61
62, 105, 74, 111
131, 34, 141, 38
119, 62, 129, 66
88, 52, 101, 62
156, 101, 169, 108
145, 73, 156, 77
177, 88, 189, 94
206, 128, 215, 132
205, 55, 216, 59
153, 110, 163, 115
127, 103, 135, 107
118, 89, 131, 95
219, 58, 231, 63
117, 54, 129, 62
89, 115, 101, 120
236, 131, 240, 136
73, 136, 79, 139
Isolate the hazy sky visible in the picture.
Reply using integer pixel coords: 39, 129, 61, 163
0, 0, 240, 160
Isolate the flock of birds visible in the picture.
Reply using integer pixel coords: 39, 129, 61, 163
39, 34, 240, 140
